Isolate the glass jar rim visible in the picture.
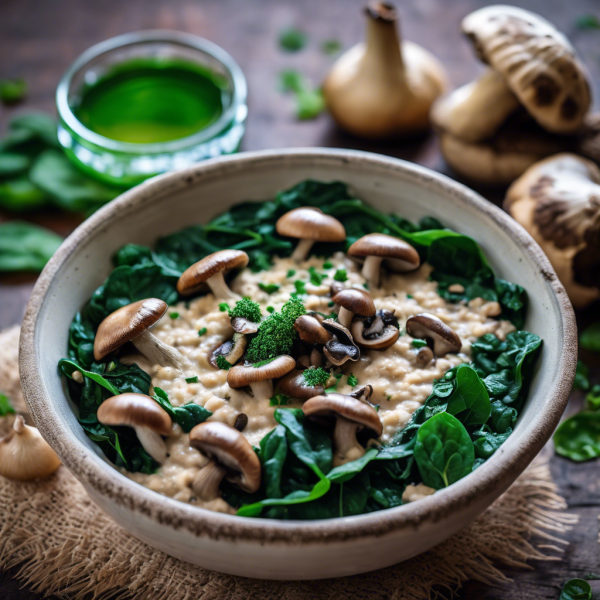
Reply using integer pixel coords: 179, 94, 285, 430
56, 30, 247, 155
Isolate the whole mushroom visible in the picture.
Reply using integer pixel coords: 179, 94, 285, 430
189, 421, 261, 514
351, 309, 400, 350
505, 153, 600, 308
332, 288, 376, 328
405, 313, 462, 356
94, 298, 190, 371
303, 393, 382, 466
227, 355, 296, 400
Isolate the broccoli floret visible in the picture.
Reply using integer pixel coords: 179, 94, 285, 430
228, 297, 262, 322
303, 367, 330, 387
246, 296, 306, 363
216, 355, 232, 370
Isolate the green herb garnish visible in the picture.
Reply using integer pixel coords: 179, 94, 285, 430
286, 269, 296, 278
185, 376, 199, 383
347, 374, 358, 387
323, 261, 333, 269
303, 367, 330, 387
219, 303, 229, 312
258, 282, 281, 294
216, 356, 232, 370
278, 27, 307, 52
198, 327, 207, 336
228, 297, 262, 322
333, 269, 347, 282
412, 339, 428, 349
169, 312, 179, 319
270, 394, 290, 406
575, 14, 600, 29
308, 266, 326, 286
294, 280, 307, 295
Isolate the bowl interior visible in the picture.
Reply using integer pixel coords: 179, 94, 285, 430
23, 149, 575, 533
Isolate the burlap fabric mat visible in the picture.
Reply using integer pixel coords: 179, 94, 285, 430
0, 325, 577, 599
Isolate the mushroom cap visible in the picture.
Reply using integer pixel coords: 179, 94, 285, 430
348, 233, 420, 272
332, 288, 376, 318
210, 333, 248, 368
405, 313, 462, 356
94, 298, 168, 361
227, 355, 296, 388
504, 153, 600, 308
351, 311, 400, 350
189, 421, 261, 493
277, 369, 325, 399
322, 320, 361, 365
462, 5, 591, 134
177, 250, 249, 296
231, 316, 259, 335
293, 315, 333, 345
275, 207, 346, 243
303, 393, 383, 437
97, 393, 172, 437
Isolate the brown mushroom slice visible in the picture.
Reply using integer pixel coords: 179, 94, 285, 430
405, 313, 462, 356
210, 333, 248, 369
462, 6, 591, 134
231, 316, 259, 335
275, 207, 346, 262
0, 416, 61, 481
321, 320, 360, 366
278, 369, 325, 399
189, 421, 261, 513
348, 233, 420, 287
332, 288, 376, 328
94, 298, 189, 371
227, 355, 296, 400
351, 309, 400, 350
97, 393, 172, 464
504, 153, 600, 308
349, 384, 373, 402
177, 250, 249, 300
303, 393, 382, 466
294, 315, 333, 345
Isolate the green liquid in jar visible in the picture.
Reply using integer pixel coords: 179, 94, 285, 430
75, 59, 226, 144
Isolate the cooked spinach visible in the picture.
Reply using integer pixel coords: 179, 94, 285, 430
153, 387, 212, 433
0, 221, 62, 273
559, 578, 592, 600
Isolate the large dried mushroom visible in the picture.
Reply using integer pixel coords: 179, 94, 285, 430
432, 5, 592, 185
504, 153, 600, 308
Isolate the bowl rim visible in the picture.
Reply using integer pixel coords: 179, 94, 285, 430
19, 148, 577, 545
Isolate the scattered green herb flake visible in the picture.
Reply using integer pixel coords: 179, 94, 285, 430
219, 303, 229, 312
107, 361, 116, 373
574, 360, 590, 391
303, 367, 330, 387
259, 282, 281, 294
229, 297, 262, 322
386, 395, 392, 401
278, 27, 307, 52
407, 294, 413, 299
269, 396, 279, 407
0, 78, 27, 104
269, 394, 290, 406
333, 269, 347, 282
185, 376, 199, 384
267, 306, 275, 313
362, 283, 369, 290
198, 327, 207, 336
169, 312, 179, 319
373, 404, 380, 412
575, 14, 600, 30
321, 39, 342, 55
286, 269, 296, 278
580, 322, 600, 352
412, 339, 428, 349
308, 266, 326, 286
278, 70, 325, 120
294, 280, 307, 295
323, 261, 333, 269
252, 358, 276, 368
216, 356, 232, 370
0, 393, 15, 416
347, 374, 358, 387
327, 301, 334, 307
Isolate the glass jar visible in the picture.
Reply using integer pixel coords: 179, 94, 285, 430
56, 30, 247, 187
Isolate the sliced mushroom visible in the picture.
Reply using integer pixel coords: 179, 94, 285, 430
278, 369, 325, 399
189, 421, 261, 514
303, 393, 382, 466
177, 250, 249, 300
210, 333, 248, 368
504, 153, 600, 308
321, 320, 360, 366
349, 384, 373, 402
294, 315, 333, 345
310, 347, 324, 368
332, 288, 376, 328
0, 416, 61, 481
348, 233, 420, 287
330, 280, 345, 296
97, 393, 172, 464
227, 355, 296, 400
275, 207, 346, 262
231, 317, 259, 335
351, 309, 400, 350
405, 313, 462, 356
94, 298, 189, 371
416, 346, 435, 367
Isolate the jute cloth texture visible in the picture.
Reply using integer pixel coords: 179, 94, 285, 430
0, 325, 577, 599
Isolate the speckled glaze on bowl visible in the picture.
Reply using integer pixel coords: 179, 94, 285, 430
20, 149, 576, 580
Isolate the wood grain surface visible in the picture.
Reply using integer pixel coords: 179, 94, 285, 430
1, 0, 599, 598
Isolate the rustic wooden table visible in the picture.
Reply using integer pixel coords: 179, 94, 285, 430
1, 0, 599, 598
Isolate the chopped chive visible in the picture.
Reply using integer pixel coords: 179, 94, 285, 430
267, 306, 275, 313
185, 376, 199, 383
323, 261, 333, 269
286, 269, 296, 278
169, 312, 179, 319
308, 266, 326, 286
294, 280, 307, 295
347, 373, 358, 387
407, 294, 413, 299
412, 339, 427, 348
259, 282, 280, 294
333, 269, 347, 282
218, 303, 229, 312
327, 301, 334, 307
198, 327, 207, 336
216, 356, 232, 370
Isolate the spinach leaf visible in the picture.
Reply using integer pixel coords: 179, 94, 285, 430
152, 387, 212, 433
0, 177, 47, 211
9, 113, 59, 148
0, 393, 15, 416
0, 79, 27, 104
472, 429, 511, 460
0, 222, 62, 272
0, 152, 30, 177
414, 412, 475, 489
580, 322, 600, 352
559, 578, 592, 600
446, 364, 491, 427
554, 412, 600, 462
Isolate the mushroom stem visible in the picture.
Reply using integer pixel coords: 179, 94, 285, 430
361, 256, 383, 287
364, 2, 405, 77
337, 307, 355, 329
249, 379, 274, 401
207, 270, 240, 300
291, 238, 314, 263
132, 330, 189, 371
191, 459, 227, 501
332, 417, 365, 467
134, 426, 168, 464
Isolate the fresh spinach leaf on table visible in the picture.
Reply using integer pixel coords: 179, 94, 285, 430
554, 411, 600, 462
580, 322, 600, 352
559, 578, 592, 600
0, 221, 62, 272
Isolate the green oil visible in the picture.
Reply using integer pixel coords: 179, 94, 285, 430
75, 59, 226, 144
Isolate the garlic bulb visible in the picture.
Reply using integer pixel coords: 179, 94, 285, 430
0, 415, 61, 481
323, 2, 447, 139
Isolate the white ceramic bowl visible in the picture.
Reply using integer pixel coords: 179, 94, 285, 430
20, 149, 576, 580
